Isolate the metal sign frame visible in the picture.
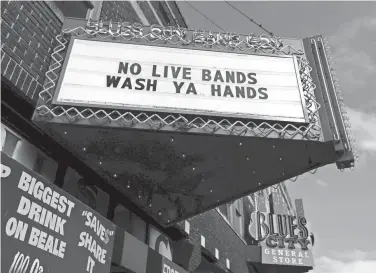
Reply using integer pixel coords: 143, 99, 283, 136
302, 36, 356, 169
35, 18, 322, 142
51, 36, 309, 124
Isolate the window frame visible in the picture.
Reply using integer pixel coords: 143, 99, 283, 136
215, 200, 247, 245
1, 122, 58, 182
1, 125, 22, 158
217, 203, 230, 221
86, 0, 102, 20
233, 199, 244, 238
163, 0, 180, 27
157, 1, 172, 26
33, 154, 46, 174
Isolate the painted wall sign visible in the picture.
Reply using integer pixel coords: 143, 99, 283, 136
148, 226, 173, 261
248, 211, 314, 267
1, 153, 116, 273
53, 37, 308, 123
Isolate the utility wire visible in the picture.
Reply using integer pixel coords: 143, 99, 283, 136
224, 1, 274, 36
183, 1, 226, 32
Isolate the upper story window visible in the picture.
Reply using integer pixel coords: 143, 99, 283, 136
232, 199, 244, 238
1, 125, 21, 157
1, 123, 58, 183
33, 154, 46, 174
157, 2, 172, 26
113, 203, 147, 244
217, 199, 245, 240
54, 1, 94, 19
218, 204, 230, 221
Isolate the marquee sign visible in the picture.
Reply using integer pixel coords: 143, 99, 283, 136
32, 17, 354, 227
248, 211, 314, 267
52, 37, 308, 123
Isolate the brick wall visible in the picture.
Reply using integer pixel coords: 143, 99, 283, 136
180, 209, 250, 273
1, 1, 62, 104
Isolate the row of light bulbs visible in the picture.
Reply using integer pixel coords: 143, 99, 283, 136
322, 37, 359, 169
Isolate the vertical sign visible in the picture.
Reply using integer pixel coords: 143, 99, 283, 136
1, 153, 116, 273
295, 199, 305, 218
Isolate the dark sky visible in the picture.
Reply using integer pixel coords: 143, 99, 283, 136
178, 2, 376, 272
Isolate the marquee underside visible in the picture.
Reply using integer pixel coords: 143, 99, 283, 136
34, 121, 336, 226
30, 19, 352, 226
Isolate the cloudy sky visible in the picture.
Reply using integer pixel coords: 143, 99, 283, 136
177, 1, 376, 272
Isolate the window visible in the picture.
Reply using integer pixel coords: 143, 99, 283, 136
54, 1, 93, 19
1, 126, 20, 157
218, 204, 230, 220
232, 199, 244, 238
33, 154, 45, 174
269, 193, 275, 214
158, 2, 172, 25
113, 204, 147, 244
130, 213, 147, 244
217, 199, 245, 239
30, 151, 58, 183
1, 123, 58, 183
113, 204, 132, 231
77, 178, 98, 210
